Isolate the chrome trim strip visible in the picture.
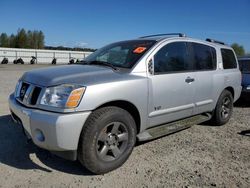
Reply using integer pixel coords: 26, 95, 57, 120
149, 103, 195, 118
23, 85, 34, 104
15, 81, 22, 98
36, 87, 46, 105
195, 100, 213, 107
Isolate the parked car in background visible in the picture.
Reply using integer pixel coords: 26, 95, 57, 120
238, 57, 250, 101
9, 33, 242, 174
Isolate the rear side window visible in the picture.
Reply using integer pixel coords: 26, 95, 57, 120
192, 43, 216, 70
154, 42, 191, 74
221, 49, 237, 69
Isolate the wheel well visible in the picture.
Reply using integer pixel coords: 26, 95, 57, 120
225, 87, 234, 99
97, 101, 141, 134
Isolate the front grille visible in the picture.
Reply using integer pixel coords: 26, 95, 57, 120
19, 82, 29, 101
30, 87, 42, 105
16, 81, 42, 107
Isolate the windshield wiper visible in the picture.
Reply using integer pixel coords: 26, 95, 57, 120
85, 60, 118, 70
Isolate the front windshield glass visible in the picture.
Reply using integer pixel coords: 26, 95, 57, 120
82, 40, 156, 68
239, 60, 250, 73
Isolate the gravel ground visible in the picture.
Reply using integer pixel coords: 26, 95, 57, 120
0, 64, 249, 188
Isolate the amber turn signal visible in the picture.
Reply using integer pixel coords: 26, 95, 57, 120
66, 87, 85, 108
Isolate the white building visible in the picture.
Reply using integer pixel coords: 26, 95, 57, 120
0, 47, 92, 64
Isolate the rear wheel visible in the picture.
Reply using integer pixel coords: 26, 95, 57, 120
212, 90, 233, 126
78, 107, 136, 174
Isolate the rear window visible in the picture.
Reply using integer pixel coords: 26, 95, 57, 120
192, 43, 216, 70
238, 59, 250, 73
221, 49, 237, 69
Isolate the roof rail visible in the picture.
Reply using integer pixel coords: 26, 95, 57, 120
139, 33, 186, 39
206, 38, 225, 45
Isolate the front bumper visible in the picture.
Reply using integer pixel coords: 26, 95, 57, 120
9, 94, 91, 160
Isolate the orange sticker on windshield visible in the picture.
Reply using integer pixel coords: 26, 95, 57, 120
133, 47, 147, 54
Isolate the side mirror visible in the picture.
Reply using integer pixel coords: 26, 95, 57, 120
148, 58, 154, 75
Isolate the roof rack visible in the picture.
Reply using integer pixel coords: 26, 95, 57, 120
139, 33, 186, 39
206, 38, 225, 45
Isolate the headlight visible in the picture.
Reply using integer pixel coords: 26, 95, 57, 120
40, 84, 86, 108
247, 85, 250, 90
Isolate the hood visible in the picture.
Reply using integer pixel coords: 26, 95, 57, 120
21, 64, 127, 87
242, 73, 250, 87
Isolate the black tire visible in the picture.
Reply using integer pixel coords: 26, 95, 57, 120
211, 90, 233, 126
78, 106, 137, 174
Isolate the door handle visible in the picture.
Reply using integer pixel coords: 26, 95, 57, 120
185, 77, 195, 83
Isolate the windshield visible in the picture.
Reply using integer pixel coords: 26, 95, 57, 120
239, 59, 250, 73
82, 40, 156, 69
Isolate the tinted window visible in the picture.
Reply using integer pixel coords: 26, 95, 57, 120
239, 59, 250, 73
221, 49, 237, 69
154, 42, 191, 73
192, 43, 216, 70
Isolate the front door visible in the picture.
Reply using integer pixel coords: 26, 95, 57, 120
148, 41, 196, 127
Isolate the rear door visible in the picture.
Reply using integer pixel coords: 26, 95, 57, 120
188, 42, 217, 114
147, 41, 196, 127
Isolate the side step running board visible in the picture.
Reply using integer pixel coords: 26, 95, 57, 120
137, 113, 211, 141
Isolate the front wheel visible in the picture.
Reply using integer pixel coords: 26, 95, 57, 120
211, 90, 233, 126
78, 107, 137, 174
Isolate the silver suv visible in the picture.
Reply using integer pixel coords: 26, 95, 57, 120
9, 33, 242, 174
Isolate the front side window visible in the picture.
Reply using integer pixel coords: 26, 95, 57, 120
83, 40, 156, 69
221, 49, 237, 69
192, 43, 216, 70
154, 42, 191, 74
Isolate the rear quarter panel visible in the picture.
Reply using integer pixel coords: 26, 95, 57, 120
212, 47, 242, 107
